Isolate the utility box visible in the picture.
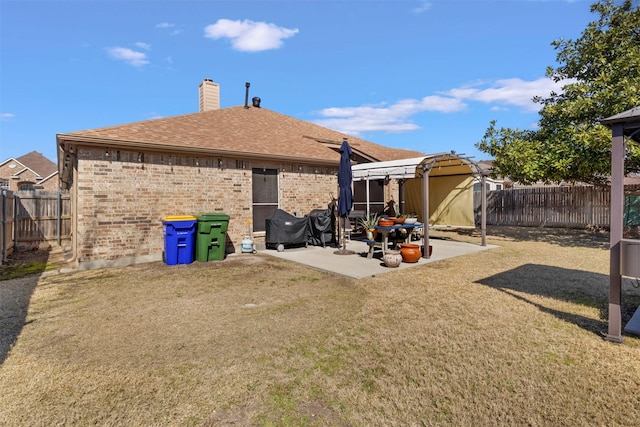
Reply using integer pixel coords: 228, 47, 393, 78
161, 216, 197, 265
195, 213, 230, 261
621, 239, 640, 278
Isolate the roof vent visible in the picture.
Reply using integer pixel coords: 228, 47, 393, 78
244, 82, 250, 109
252, 97, 261, 108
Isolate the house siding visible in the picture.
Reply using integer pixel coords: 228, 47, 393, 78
74, 147, 338, 269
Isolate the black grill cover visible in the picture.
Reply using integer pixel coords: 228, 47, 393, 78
265, 209, 309, 247
307, 209, 334, 247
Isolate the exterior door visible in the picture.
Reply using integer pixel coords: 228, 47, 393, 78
252, 168, 278, 232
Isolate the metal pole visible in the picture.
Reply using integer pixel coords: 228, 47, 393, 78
606, 123, 625, 343
481, 174, 487, 246
366, 178, 370, 215
422, 166, 430, 259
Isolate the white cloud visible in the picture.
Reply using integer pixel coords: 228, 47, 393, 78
444, 77, 568, 112
134, 42, 151, 51
413, 1, 432, 14
314, 96, 466, 135
314, 77, 570, 135
1, 113, 15, 121
156, 22, 181, 35
204, 19, 299, 52
106, 47, 149, 67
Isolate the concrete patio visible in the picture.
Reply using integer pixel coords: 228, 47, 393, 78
261, 237, 497, 279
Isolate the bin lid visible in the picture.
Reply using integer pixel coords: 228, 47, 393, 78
162, 215, 197, 222
196, 213, 230, 221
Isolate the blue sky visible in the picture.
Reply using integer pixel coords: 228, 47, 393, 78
1, 0, 597, 163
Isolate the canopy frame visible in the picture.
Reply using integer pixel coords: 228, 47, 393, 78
351, 152, 487, 258
601, 106, 640, 343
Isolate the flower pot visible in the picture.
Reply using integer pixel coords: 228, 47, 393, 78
365, 229, 377, 240
383, 250, 402, 268
378, 218, 394, 227
421, 245, 433, 257
399, 243, 421, 263
404, 217, 418, 225
393, 217, 405, 224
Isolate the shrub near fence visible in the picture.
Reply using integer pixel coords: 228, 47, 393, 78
474, 185, 640, 229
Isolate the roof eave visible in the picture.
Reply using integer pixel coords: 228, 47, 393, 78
56, 134, 340, 167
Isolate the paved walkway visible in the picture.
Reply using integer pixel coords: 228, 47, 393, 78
262, 238, 497, 279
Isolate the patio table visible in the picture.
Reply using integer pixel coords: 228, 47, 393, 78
374, 222, 423, 255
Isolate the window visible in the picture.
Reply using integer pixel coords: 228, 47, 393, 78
252, 168, 278, 232
18, 182, 35, 191
353, 179, 385, 214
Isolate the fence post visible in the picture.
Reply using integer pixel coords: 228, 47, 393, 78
1, 190, 5, 263
57, 189, 61, 246
13, 193, 18, 251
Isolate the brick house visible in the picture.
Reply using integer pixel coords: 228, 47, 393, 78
0, 151, 58, 191
57, 82, 423, 270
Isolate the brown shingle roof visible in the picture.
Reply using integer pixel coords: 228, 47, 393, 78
15, 151, 58, 178
58, 106, 423, 164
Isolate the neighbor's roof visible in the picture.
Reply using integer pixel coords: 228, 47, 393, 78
0, 151, 58, 178
57, 106, 424, 165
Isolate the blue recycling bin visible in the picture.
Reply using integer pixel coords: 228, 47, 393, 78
161, 216, 197, 265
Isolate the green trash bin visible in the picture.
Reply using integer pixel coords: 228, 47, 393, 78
195, 213, 230, 261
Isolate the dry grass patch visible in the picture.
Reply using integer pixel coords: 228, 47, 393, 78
1, 226, 639, 426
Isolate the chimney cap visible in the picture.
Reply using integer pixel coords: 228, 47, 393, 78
252, 96, 261, 108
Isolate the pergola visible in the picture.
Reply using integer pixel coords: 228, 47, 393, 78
351, 152, 488, 259
601, 106, 640, 342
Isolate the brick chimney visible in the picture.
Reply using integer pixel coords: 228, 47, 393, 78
199, 78, 220, 111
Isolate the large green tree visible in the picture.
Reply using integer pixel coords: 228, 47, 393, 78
477, 0, 640, 185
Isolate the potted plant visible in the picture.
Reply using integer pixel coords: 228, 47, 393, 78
404, 213, 418, 225
357, 213, 379, 240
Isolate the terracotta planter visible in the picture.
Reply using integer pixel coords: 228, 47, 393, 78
393, 217, 405, 224
399, 243, 421, 263
383, 250, 402, 268
378, 218, 394, 227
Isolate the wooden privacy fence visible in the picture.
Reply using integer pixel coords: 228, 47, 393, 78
1, 190, 15, 263
0, 190, 71, 262
474, 185, 640, 229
